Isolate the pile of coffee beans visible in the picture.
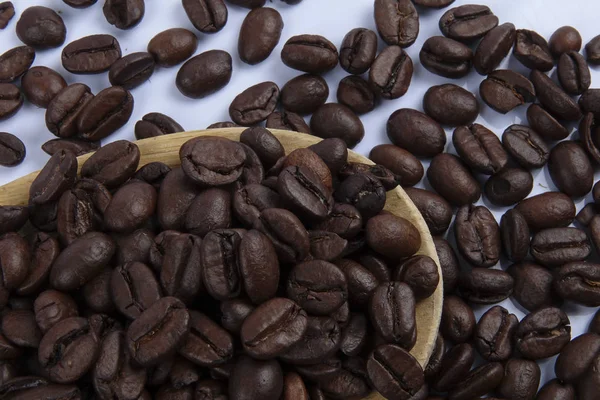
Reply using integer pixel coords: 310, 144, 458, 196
1, 0, 600, 399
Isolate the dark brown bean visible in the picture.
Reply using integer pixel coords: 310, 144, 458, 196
77, 86, 134, 141
0, 132, 25, 166
374, 0, 419, 47
176, 50, 233, 99
508, 262, 557, 311
21, 66, 66, 109
238, 7, 283, 65
526, 103, 569, 141
81, 140, 140, 188
281, 74, 329, 115
502, 124, 550, 169
281, 34, 338, 74
339, 28, 377, 74
485, 168, 533, 206
29, 150, 77, 205
369, 144, 423, 187
427, 153, 481, 206
386, 109, 446, 157
479, 69, 536, 114
548, 141, 593, 197
420, 36, 473, 79
557, 51, 591, 95
182, 0, 227, 33
148, 28, 198, 67
45, 83, 94, 138
369, 45, 413, 99
474, 23, 516, 75
404, 188, 452, 235
513, 29, 554, 71
61, 35, 121, 74
108, 52, 155, 90
500, 209, 530, 262
453, 123, 508, 174
0, 46, 35, 83
530, 69, 582, 121
515, 192, 575, 231
439, 4, 498, 42
310, 103, 364, 148
16, 6, 66, 48
229, 81, 279, 126
423, 84, 479, 126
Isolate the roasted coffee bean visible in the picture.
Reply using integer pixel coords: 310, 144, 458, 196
516, 192, 575, 231
338, 313, 367, 357
337, 76, 375, 114
176, 50, 232, 99
229, 356, 283, 400
515, 306, 571, 359
0, 46, 35, 83
404, 188, 451, 235
433, 342, 474, 392
458, 268, 514, 304
537, 379, 576, 400
498, 359, 540, 400
277, 166, 333, 221
500, 209, 530, 262
339, 28, 377, 74
313, 203, 362, 240
448, 362, 503, 400
367, 344, 424, 400
238, 7, 283, 65
180, 137, 245, 186
185, 188, 231, 237
266, 110, 311, 133
295, 358, 342, 383
227, 0, 266, 8
474, 306, 518, 361
453, 123, 507, 174
254, 208, 309, 264
50, 231, 115, 291
441, 295, 475, 343
374, 0, 419, 47
549, 141, 593, 197
33, 290, 78, 333
369, 145, 423, 187
0, 132, 24, 166
555, 333, 600, 383
241, 297, 308, 359
549, 26, 582, 57
16, 6, 65, 48
366, 213, 420, 259
229, 81, 279, 125
308, 230, 347, 261
182, 0, 227, 33
111, 261, 161, 319
135, 112, 183, 140
115, 228, 155, 265
474, 23, 516, 75
358, 253, 391, 284
413, 0, 454, 7
586, 34, 600, 65
369, 282, 416, 349
238, 229, 279, 304
423, 84, 478, 126
21, 66, 66, 109
335, 173, 386, 219
368, 45, 413, 99
148, 28, 198, 67
304, 141, 345, 179
239, 127, 284, 169
61, 35, 121, 74
480, 69, 535, 114
178, 311, 233, 367
0, 332, 22, 360
420, 36, 473, 78
530, 69, 582, 121
29, 201, 59, 232
0, 2, 14, 29
45, 83, 94, 138
485, 168, 533, 207
526, 103, 569, 141
580, 112, 600, 164
73, 178, 111, 215
103, 0, 144, 29
29, 150, 77, 205
38, 317, 100, 383
220, 299, 254, 335
77, 86, 134, 141
280, 74, 329, 115
427, 153, 481, 206
424, 333, 445, 380
386, 109, 446, 157
439, 4, 498, 42
1, 309, 41, 348
531, 227, 590, 267
554, 262, 600, 306
513, 29, 554, 71
56, 188, 98, 245
232, 183, 280, 227
335, 259, 378, 307
280, 316, 341, 365
579, 89, 600, 119
0, 83, 22, 120
0, 205, 28, 235
64, 0, 97, 7
310, 103, 364, 148
148, 231, 182, 272
282, 372, 308, 400
557, 51, 591, 95
394, 255, 439, 299
502, 124, 550, 168
281, 34, 338, 74
109, 52, 155, 90
81, 140, 140, 188
577, 203, 598, 227
201, 229, 241, 301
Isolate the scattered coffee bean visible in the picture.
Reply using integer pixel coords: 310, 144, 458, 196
337, 75, 375, 114
387, 108, 446, 157
374, 0, 419, 47
585, 34, 600, 65
508, 262, 557, 311
108, 52, 155, 90
229, 81, 279, 125
281, 34, 338, 73
370, 145, 423, 187
45, 83, 94, 138
148, 28, 197, 67
526, 103, 569, 141
559, 49, 591, 98
577, 202, 598, 227
29, 150, 77, 205
531, 227, 591, 267
530, 69, 582, 121
420, 36, 473, 78
513, 29, 554, 71
459, 268, 514, 304
433, 342, 473, 391
21, 66, 67, 109
0, 83, 23, 120
498, 358, 541, 400
77, 86, 134, 141
516, 191, 575, 231
427, 153, 481, 206
238, 7, 283, 65
549, 26, 582, 58
515, 306, 570, 359
423, 84, 478, 126
554, 262, 600, 306
103, 0, 145, 29
367, 344, 425, 400
555, 333, 600, 383
16, 6, 66, 48
474, 23, 516, 75
176, 50, 233, 99
404, 188, 451, 235
339, 28, 377, 74
480, 69, 535, 114
500, 209, 530, 262
369, 45, 413, 99
440, 295, 475, 343
280, 74, 328, 115
135, 112, 183, 140
453, 123, 507, 174
579, 89, 600, 119
580, 112, 600, 164
439, 4, 498, 42
537, 379, 577, 400
502, 124, 550, 169
310, 103, 364, 148
266, 110, 311, 133
81, 140, 140, 188
485, 167, 533, 206
0, 2, 14, 29
548, 140, 593, 197
448, 362, 504, 400
455, 204, 500, 267
474, 305, 518, 361
182, 0, 227, 33
0, 46, 35, 83
62, 34, 121, 74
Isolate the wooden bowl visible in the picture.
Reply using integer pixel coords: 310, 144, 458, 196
0, 128, 442, 399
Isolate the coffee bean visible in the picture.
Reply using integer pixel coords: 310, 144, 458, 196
310, 103, 364, 148
281, 74, 329, 115
455, 204, 500, 267
530, 69, 582, 121
368, 282, 416, 349
433, 342, 474, 392
339, 28, 377, 74
232, 183, 280, 227
554, 262, 600, 306
579, 89, 600, 119
201, 229, 242, 301
453, 123, 508, 174
394, 255, 439, 299
64, 0, 97, 7
514, 29, 554, 71
0, 205, 28, 235
238, 128, 283, 170
333, 259, 377, 307
531, 227, 591, 267
56, 188, 98, 245
0, 233, 29, 295
374, 0, 419, 47
147, 28, 197, 67
413, 0, 454, 7
111, 261, 160, 319
556, 333, 600, 384
585, 34, 600, 65
229, 356, 283, 400
266, 110, 311, 133
29, 201, 59, 232
178, 311, 233, 368
114, 228, 155, 265
134, 112, 183, 140
498, 359, 541, 400
313, 203, 362, 241
105, 181, 157, 233
255, 208, 310, 264
38, 317, 100, 383
339, 162, 397, 192
549, 26, 582, 58
367, 344, 425, 400
485, 168, 533, 206
227, 0, 266, 8
458, 268, 514, 304
500, 209, 530, 262
45, 83, 94, 138
557, 51, 591, 96
0, 132, 25, 166
182, 0, 227, 33
480, 69, 536, 114
441, 295, 475, 343
229, 81, 279, 125
29, 150, 77, 205
515, 306, 571, 359
282, 372, 309, 400
448, 362, 503, 400
73, 178, 111, 215
420, 36, 473, 78
336, 173, 386, 220
238, 229, 279, 304
337, 76, 375, 114
103, 0, 144, 29
474, 306, 517, 361
108, 52, 155, 90
549, 141, 593, 197
238, 7, 283, 65
34, 290, 78, 333
580, 112, 600, 164
404, 188, 451, 235
439, 4, 498, 42
288, 259, 344, 313
280, 316, 341, 365
423, 84, 479, 126
77, 86, 134, 141
474, 23, 516, 75
387, 109, 446, 157
0, 2, 14, 29
577, 203, 598, 227
502, 124, 550, 169
368, 45, 413, 99
81, 140, 140, 188
0, 46, 35, 83
427, 153, 481, 206
369, 145, 423, 187
537, 379, 576, 400
526, 103, 569, 141
21, 66, 66, 109
18, 234, 59, 297
62, 35, 121, 74
357, 253, 390, 284
0, 83, 22, 121
281, 34, 338, 73
176, 50, 232, 99
16, 6, 66, 48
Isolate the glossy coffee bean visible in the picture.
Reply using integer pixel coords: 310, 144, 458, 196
531, 227, 591, 267
513, 29, 553, 71
56, 188, 98, 245
0, 83, 22, 121
448, 362, 503, 400
337, 76, 375, 114
135, 112, 183, 140
114, 228, 155, 265
458, 268, 514, 304
178, 311, 233, 367
0, 2, 14, 29
369, 282, 416, 349
369, 45, 413, 99
335, 259, 378, 307
253, 208, 309, 264
474, 23, 516, 75
182, 0, 227, 33
281, 34, 338, 74
21, 66, 66, 108
455, 204, 500, 267
394, 255, 439, 299
81, 140, 140, 188
554, 262, 600, 306
374, 0, 419, 47
287, 260, 346, 315
229, 81, 279, 125
16, 233, 60, 296
238, 8, 283, 65
404, 188, 451, 235
367, 344, 425, 400
453, 123, 507, 174
369, 145, 423, 187
474, 306, 517, 361
526, 103, 569, 141
34, 290, 77, 333
45, 83, 94, 138
537, 379, 576, 400
280, 74, 328, 115
480, 69, 536, 114
111, 261, 161, 319
310, 103, 364, 148
0, 46, 35, 83
180, 137, 245, 186
577, 203, 598, 227
420, 36, 473, 78
366, 213, 420, 259
427, 153, 481, 206
280, 316, 341, 365
278, 166, 333, 221
103, 0, 144, 29
29, 150, 77, 205
548, 141, 593, 197
530, 69, 582, 121
109, 52, 155, 90
579, 89, 600, 119
148, 28, 197, 67
555, 333, 600, 383
515, 192, 575, 231
339, 28, 377, 74
386, 109, 446, 157
77, 86, 134, 141
423, 84, 478, 126
433, 342, 473, 392
62, 35, 121, 74
0, 132, 25, 166
515, 306, 571, 359
580, 112, 600, 164
439, 4, 498, 42
502, 124, 549, 169
201, 229, 241, 301
176, 50, 232, 99
229, 356, 283, 400
0, 205, 28, 235
498, 359, 540, 400
500, 209, 530, 262
266, 110, 311, 133
1, 309, 41, 348
16, 6, 66, 48
485, 168, 533, 207
440, 295, 475, 343
586, 34, 600, 65
239, 229, 279, 304
557, 51, 591, 95
549, 26, 582, 57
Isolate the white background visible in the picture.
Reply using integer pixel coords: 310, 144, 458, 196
1, 0, 600, 391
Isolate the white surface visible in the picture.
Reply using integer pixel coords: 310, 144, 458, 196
1, 0, 600, 392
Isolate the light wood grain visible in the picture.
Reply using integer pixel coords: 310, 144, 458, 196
0, 128, 442, 400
